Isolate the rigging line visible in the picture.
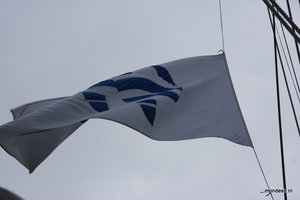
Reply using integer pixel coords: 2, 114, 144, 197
285, 0, 300, 64
268, 0, 300, 35
218, 0, 225, 51
252, 148, 274, 200
268, 9, 300, 103
268, 6, 300, 102
268, 8, 300, 136
276, 35, 300, 137
270, 4, 288, 200
279, 22, 300, 102
266, 3, 300, 101
262, 0, 300, 43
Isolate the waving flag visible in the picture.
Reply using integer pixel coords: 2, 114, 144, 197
0, 187, 24, 200
0, 53, 252, 173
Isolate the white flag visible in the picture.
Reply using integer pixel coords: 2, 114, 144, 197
0, 53, 252, 173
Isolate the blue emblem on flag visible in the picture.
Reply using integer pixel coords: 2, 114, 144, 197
83, 65, 182, 125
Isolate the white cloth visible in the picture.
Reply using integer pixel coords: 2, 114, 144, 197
0, 53, 252, 173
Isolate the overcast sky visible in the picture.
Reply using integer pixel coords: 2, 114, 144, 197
0, 0, 300, 199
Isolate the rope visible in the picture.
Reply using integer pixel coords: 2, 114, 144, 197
262, 0, 300, 43
218, 0, 225, 51
285, 0, 300, 63
270, 4, 288, 200
279, 23, 300, 102
253, 148, 274, 200
276, 34, 300, 137
268, 0, 300, 34
267, 7, 300, 102
267, 5, 300, 136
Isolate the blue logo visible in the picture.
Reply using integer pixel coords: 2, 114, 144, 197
82, 65, 182, 125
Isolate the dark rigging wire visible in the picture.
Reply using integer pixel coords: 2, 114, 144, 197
285, 0, 300, 64
262, 0, 300, 43
270, 5, 288, 200
268, 0, 300, 35
267, 9, 300, 136
269, 0, 300, 102
269, 12, 300, 102
277, 29, 300, 136
266, 1, 300, 198
267, 6, 300, 136
278, 22, 300, 102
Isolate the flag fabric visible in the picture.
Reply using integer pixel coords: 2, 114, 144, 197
0, 187, 24, 200
0, 53, 253, 173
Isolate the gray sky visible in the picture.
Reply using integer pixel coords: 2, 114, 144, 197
0, 0, 300, 199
